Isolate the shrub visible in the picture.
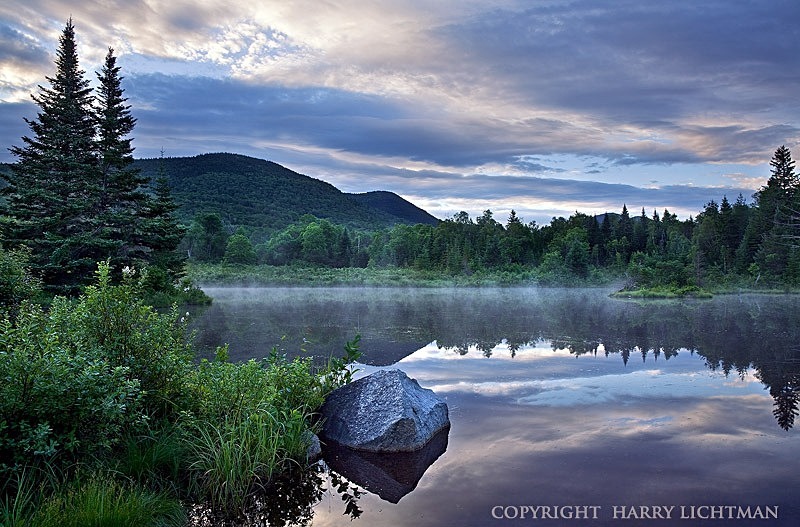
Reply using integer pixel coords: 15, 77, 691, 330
66, 264, 195, 417
0, 262, 196, 476
0, 304, 142, 473
0, 246, 42, 317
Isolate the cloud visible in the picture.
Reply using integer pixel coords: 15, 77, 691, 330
0, 0, 797, 223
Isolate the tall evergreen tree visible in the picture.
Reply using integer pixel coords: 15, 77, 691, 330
616, 204, 633, 262
140, 154, 186, 283
95, 47, 151, 266
750, 146, 799, 279
1, 19, 98, 293
1, 21, 186, 294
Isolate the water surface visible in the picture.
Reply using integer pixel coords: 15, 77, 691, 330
192, 287, 800, 526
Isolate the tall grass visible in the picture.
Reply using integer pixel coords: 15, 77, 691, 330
1, 468, 52, 527
6, 473, 185, 527
186, 407, 312, 514
113, 423, 187, 491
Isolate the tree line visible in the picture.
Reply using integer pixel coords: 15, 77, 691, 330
0, 20, 185, 298
189, 145, 800, 290
3, 20, 798, 295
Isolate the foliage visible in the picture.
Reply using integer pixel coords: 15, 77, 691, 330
0, 261, 364, 522
185, 411, 308, 515
183, 212, 228, 263
70, 263, 195, 417
0, 20, 99, 294
0, 263, 195, 476
224, 227, 257, 264
0, 246, 42, 315
0, 21, 186, 296
181, 337, 360, 514
21, 473, 186, 527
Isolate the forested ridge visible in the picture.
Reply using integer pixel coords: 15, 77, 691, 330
132, 153, 438, 236
188, 145, 800, 293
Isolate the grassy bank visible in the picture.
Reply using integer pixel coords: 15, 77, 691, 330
610, 286, 714, 299
0, 263, 361, 525
186, 263, 800, 300
185, 262, 618, 288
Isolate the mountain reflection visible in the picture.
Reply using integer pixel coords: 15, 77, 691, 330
193, 288, 800, 430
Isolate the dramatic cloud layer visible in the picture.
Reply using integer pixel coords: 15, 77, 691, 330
1, 0, 798, 222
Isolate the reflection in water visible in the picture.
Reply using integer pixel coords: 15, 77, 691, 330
189, 462, 367, 527
189, 464, 323, 527
193, 288, 800, 430
322, 426, 450, 504
189, 287, 800, 526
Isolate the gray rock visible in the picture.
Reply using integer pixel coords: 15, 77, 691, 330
320, 369, 450, 452
305, 431, 322, 462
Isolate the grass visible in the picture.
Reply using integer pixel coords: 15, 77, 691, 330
185, 409, 312, 515
610, 285, 714, 299
3, 473, 186, 527
113, 424, 187, 491
185, 262, 620, 288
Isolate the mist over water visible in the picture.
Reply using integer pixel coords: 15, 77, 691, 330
190, 287, 800, 526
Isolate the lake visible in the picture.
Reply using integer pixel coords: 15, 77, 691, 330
190, 287, 800, 526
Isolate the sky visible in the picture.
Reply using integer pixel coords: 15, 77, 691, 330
1, 1, 799, 224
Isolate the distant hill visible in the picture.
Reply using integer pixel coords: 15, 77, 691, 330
132, 153, 439, 234
347, 191, 438, 227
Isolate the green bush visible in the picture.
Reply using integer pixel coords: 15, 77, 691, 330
67, 265, 195, 417
0, 263, 195, 476
0, 304, 142, 473
0, 261, 363, 521
0, 246, 42, 316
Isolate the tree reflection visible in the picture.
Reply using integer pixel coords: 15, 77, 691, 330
427, 293, 800, 431
192, 289, 800, 430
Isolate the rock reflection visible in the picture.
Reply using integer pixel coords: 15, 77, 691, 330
186, 426, 450, 527
322, 425, 450, 504
192, 288, 800, 430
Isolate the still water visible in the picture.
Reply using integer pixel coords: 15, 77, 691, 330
191, 287, 800, 526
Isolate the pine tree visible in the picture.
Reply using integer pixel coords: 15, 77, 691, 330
1, 19, 98, 293
766, 145, 798, 195
1, 21, 187, 294
95, 47, 151, 267
736, 146, 800, 280
140, 154, 187, 283
616, 204, 633, 262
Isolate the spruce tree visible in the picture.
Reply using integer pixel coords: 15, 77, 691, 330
1, 21, 186, 294
138, 163, 187, 290
1, 19, 98, 293
739, 146, 800, 280
95, 47, 151, 267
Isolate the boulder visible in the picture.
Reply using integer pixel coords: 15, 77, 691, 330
320, 369, 450, 452
305, 431, 322, 462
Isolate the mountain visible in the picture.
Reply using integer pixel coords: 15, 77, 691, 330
347, 191, 438, 227
132, 153, 438, 234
